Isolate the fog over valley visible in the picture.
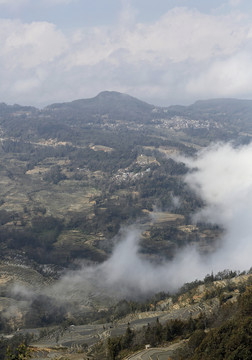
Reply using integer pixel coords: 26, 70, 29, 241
0, 92, 252, 359
17, 142, 252, 302
0, 0, 252, 358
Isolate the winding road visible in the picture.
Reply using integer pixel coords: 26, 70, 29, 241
124, 341, 186, 360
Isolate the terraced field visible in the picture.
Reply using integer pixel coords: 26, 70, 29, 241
18, 274, 250, 359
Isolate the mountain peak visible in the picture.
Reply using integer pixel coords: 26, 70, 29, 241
95, 90, 123, 98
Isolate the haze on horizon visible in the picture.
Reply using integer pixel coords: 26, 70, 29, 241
0, 0, 252, 107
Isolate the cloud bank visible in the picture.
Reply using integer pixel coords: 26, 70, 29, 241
51, 142, 252, 300
183, 142, 252, 271
1, 5, 252, 106
5, 141, 251, 321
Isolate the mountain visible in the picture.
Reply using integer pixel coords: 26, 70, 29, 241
45, 91, 155, 123
167, 98, 252, 129
2, 93, 252, 124
0, 102, 37, 116
2, 92, 252, 146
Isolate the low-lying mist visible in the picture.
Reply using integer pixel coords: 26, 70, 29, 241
52, 141, 252, 300
7, 142, 252, 318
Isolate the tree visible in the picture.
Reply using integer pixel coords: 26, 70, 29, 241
122, 326, 134, 348
6, 343, 30, 360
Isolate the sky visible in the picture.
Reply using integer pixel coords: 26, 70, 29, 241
1, 0, 252, 107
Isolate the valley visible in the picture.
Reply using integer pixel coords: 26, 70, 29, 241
5, 272, 251, 359
0, 91, 252, 359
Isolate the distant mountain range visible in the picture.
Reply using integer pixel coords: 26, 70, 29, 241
1, 91, 252, 124
1, 91, 252, 145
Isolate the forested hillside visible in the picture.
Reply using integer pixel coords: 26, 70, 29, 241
0, 92, 252, 359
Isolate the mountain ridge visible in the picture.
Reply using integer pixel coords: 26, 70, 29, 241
2, 91, 252, 113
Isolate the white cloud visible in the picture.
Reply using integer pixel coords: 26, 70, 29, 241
186, 52, 252, 98
6, 141, 252, 300
65, 8, 247, 69
0, 6, 252, 106
0, 19, 68, 100
184, 143, 252, 217
0, 20, 68, 69
123, 8, 246, 63
229, 0, 242, 7
51, 143, 252, 299
183, 143, 252, 271
119, 0, 138, 28
46, 7, 251, 106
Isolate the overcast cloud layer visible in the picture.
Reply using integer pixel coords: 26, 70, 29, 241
1, 0, 252, 106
